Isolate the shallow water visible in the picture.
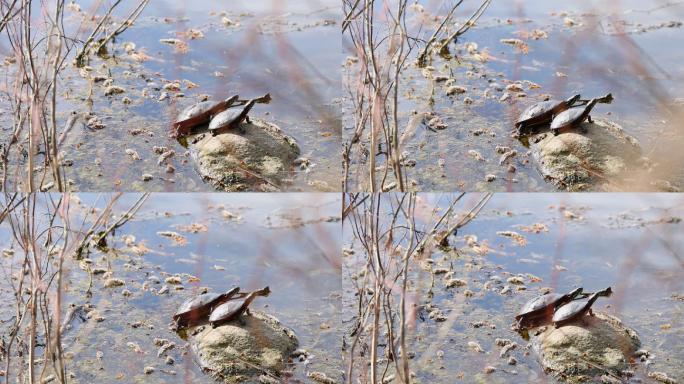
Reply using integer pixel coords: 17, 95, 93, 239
0, 193, 342, 383
343, 193, 684, 383
343, 0, 684, 191
0, 0, 341, 192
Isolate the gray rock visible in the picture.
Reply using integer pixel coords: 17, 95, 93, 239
532, 312, 640, 383
189, 311, 298, 384
529, 119, 643, 191
188, 119, 300, 192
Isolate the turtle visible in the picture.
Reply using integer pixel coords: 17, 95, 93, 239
550, 93, 613, 136
209, 286, 269, 327
174, 95, 239, 137
552, 287, 613, 327
515, 94, 583, 135
172, 286, 240, 329
514, 287, 585, 330
208, 99, 256, 136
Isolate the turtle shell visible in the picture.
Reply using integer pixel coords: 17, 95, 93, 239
552, 299, 588, 323
517, 100, 560, 125
177, 100, 220, 122
516, 292, 563, 319
174, 292, 222, 320
173, 287, 240, 320
208, 108, 242, 131
550, 105, 585, 130
209, 299, 246, 324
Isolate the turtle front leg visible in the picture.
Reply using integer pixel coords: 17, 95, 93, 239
587, 115, 593, 123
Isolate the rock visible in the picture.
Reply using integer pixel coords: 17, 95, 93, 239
165, 276, 182, 285
506, 83, 524, 92
446, 85, 467, 95
532, 312, 640, 383
648, 371, 677, 384
468, 150, 484, 162
529, 119, 643, 191
104, 86, 125, 96
188, 120, 300, 192
189, 311, 298, 384
468, 341, 485, 353
104, 278, 125, 288
143, 366, 155, 374
307, 371, 337, 384
499, 342, 517, 358
446, 278, 467, 288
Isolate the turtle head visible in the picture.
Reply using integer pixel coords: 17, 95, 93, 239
256, 286, 271, 297
567, 287, 583, 299
565, 94, 581, 105
597, 93, 613, 104
225, 95, 240, 106
598, 286, 613, 297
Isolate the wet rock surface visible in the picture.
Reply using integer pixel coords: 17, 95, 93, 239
531, 312, 640, 383
529, 119, 645, 191
189, 311, 299, 384
188, 119, 301, 192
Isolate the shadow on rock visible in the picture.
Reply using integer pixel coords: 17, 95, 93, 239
189, 311, 299, 384
529, 119, 647, 191
188, 119, 300, 192
531, 312, 640, 383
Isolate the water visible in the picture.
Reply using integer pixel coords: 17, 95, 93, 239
343, 0, 684, 191
342, 193, 684, 383
0, 193, 342, 383
0, 0, 342, 192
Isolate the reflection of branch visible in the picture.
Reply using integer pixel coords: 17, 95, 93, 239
74, 193, 149, 258
416, 0, 464, 65
95, 0, 150, 53
438, 0, 492, 53
346, 193, 490, 383
435, 193, 492, 247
